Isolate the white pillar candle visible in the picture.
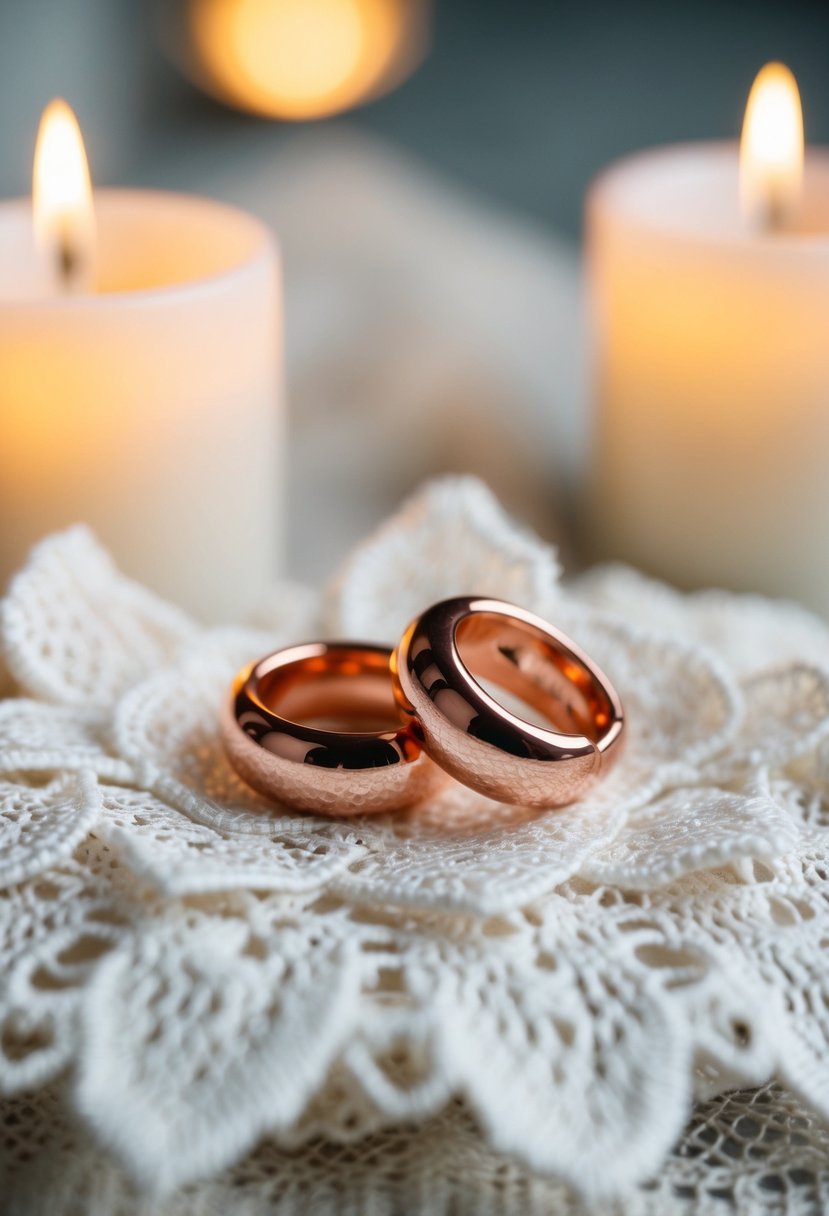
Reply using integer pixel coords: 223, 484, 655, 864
587, 65, 829, 615
0, 108, 281, 623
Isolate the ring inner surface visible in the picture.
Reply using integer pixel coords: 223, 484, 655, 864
256, 649, 403, 735
454, 613, 613, 742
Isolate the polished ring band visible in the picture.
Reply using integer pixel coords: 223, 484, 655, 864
222, 642, 446, 815
391, 596, 624, 807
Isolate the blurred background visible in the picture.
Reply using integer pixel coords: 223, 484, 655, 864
1, 0, 827, 581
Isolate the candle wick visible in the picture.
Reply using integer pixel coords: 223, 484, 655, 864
57, 232, 85, 293
762, 198, 787, 234
754, 186, 799, 235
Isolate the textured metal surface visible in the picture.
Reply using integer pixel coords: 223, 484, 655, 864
393, 596, 624, 806
223, 641, 446, 815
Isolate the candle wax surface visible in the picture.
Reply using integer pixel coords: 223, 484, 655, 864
588, 143, 829, 614
593, 142, 829, 240
0, 189, 272, 297
0, 190, 282, 622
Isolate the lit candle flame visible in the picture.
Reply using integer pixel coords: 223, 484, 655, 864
33, 99, 96, 293
740, 62, 804, 232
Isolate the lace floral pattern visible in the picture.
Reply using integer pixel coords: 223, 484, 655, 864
0, 477, 828, 1204
2, 1082, 828, 1216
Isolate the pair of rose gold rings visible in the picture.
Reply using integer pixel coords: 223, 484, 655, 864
221, 596, 625, 816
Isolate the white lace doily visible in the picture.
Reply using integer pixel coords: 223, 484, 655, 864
2, 1081, 828, 1216
1, 476, 828, 1210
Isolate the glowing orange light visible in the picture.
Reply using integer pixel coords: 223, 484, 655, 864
740, 62, 804, 230
33, 98, 96, 291
186, 0, 428, 121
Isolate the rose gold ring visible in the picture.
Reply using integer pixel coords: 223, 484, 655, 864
391, 596, 624, 807
222, 642, 446, 815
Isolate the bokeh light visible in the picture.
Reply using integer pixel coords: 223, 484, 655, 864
182, 0, 430, 121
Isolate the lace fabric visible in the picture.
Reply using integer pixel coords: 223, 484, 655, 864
0, 476, 828, 1207
2, 1082, 828, 1216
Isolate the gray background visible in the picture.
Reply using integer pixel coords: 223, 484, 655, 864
1, 1, 827, 240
